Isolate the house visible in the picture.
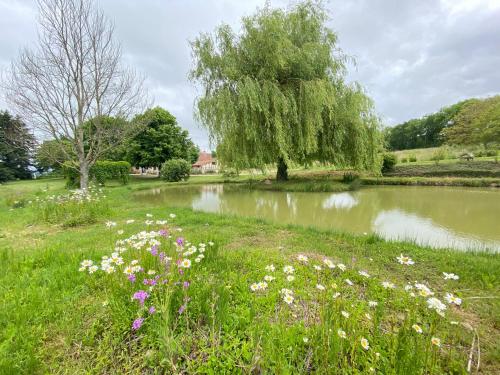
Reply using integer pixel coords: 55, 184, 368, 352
192, 152, 218, 174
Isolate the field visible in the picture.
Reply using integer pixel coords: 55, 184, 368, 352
0, 178, 499, 374
393, 147, 498, 165
383, 161, 500, 178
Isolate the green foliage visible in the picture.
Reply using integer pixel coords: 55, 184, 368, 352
91, 161, 131, 185
35, 139, 74, 171
381, 153, 397, 173
409, 154, 417, 162
430, 148, 446, 164
386, 100, 469, 150
0, 111, 35, 181
0, 165, 16, 183
82, 116, 132, 162
126, 107, 199, 167
190, 1, 381, 179
221, 168, 239, 178
341, 171, 360, 183
160, 159, 191, 182
63, 161, 131, 187
442, 96, 500, 147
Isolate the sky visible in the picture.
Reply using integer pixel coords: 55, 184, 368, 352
1, 0, 499, 150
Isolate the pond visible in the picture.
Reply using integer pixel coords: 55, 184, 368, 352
135, 184, 500, 252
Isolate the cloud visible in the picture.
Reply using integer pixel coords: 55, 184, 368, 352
0, 0, 498, 149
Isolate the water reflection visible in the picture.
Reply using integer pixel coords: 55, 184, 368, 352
135, 185, 500, 252
322, 193, 359, 210
372, 209, 498, 251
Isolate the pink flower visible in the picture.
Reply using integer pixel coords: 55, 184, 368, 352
132, 318, 144, 330
148, 306, 156, 314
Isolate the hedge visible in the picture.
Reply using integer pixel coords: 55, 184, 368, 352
63, 161, 131, 187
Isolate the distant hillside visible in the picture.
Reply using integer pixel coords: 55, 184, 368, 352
385, 96, 500, 150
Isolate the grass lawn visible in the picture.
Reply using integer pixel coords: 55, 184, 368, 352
0, 178, 499, 373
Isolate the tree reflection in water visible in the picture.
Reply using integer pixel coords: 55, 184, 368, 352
135, 185, 500, 252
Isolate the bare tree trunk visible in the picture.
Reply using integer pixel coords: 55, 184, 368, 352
79, 160, 89, 189
276, 157, 288, 181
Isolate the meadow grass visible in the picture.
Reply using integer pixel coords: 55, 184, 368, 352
0, 179, 499, 374
384, 161, 500, 179
393, 147, 498, 165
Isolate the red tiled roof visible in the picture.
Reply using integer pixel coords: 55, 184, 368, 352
192, 152, 216, 167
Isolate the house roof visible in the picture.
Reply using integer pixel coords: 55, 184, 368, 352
192, 152, 216, 167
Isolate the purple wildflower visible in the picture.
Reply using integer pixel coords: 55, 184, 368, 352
159, 252, 166, 261
132, 317, 144, 331
150, 245, 158, 256
143, 278, 157, 286
183, 281, 190, 289
128, 274, 136, 283
178, 304, 186, 315
132, 290, 149, 305
148, 306, 156, 314
159, 229, 168, 237
176, 237, 184, 247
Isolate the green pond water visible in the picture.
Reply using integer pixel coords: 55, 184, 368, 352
135, 185, 500, 252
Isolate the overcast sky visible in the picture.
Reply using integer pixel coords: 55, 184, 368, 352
1, 0, 499, 150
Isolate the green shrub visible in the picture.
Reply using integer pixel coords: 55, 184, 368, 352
91, 161, 130, 185
341, 171, 360, 183
0, 165, 16, 183
160, 159, 191, 182
401, 158, 408, 163
486, 150, 498, 157
222, 168, 239, 178
408, 154, 417, 162
381, 153, 397, 173
63, 161, 131, 187
430, 148, 446, 164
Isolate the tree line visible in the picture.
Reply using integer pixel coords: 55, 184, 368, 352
385, 96, 500, 151
0, 107, 198, 183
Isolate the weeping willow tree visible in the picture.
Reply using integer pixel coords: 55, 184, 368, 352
190, 1, 381, 180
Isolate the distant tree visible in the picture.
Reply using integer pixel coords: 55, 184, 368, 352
386, 100, 469, 151
190, 1, 380, 180
125, 107, 199, 168
442, 96, 500, 148
35, 139, 74, 172
0, 111, 35, 181
5, 0, 146, 189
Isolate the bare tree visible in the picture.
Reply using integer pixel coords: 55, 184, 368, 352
4, 0, 147, 188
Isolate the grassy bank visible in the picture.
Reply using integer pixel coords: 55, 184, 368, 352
384, 161, 500, 178
362, 176, 500, 188
0, 179, 499, 373
393, 147, 498, 165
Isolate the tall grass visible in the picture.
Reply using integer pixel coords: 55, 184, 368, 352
71, 218, 477, 373
33, 186, 109, 227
